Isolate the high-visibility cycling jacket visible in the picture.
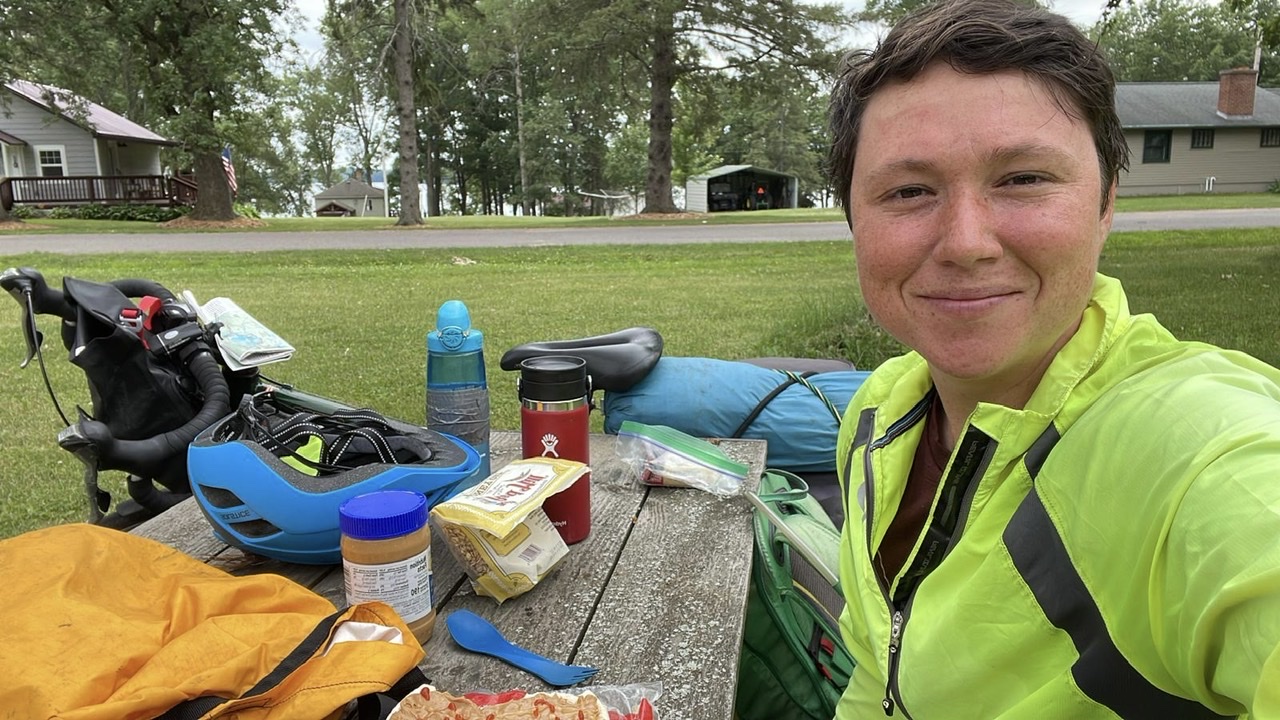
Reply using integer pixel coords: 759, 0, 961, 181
834, 274, 1280, 719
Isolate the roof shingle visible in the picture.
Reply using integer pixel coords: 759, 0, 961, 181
1116, 82, 1280, 128
4, 80, 173, 145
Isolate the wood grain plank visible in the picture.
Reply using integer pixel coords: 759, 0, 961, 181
128, 431, 767, 720
418, 433, 646, 693
572, 439, 766, 720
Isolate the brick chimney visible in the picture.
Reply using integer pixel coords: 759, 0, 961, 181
1217, 67, 1259, 118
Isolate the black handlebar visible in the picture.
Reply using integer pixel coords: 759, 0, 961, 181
110, 278, 176, 304
6, 266, 234, 487
2, 267, 178, 319
1, 266, 73, 320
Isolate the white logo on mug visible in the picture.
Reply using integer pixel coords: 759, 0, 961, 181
540, 433, 560, 458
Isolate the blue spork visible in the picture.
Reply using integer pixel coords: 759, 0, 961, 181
445, 609, 599, 687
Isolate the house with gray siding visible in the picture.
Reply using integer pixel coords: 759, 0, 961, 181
1116, 69, 1280, 196
313, 177, 388, 217
0, 80, 174, 184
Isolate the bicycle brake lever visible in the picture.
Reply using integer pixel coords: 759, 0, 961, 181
18, 294, 43, 369
20, 312, 42, 369
58, 419, 111, 524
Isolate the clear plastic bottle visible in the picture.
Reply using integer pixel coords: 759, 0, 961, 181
426, 300, 490, 490
339, 490, 436, 645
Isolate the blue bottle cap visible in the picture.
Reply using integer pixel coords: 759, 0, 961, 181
339, 490, 427, 540
428, 299, 484, 354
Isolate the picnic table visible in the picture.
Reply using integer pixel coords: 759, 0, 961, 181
131, 429, 767, 720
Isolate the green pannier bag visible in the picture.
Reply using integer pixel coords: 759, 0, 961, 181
736, 470, 853, 720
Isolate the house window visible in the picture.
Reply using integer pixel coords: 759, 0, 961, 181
1142, 130, 1172, 163
1263, 128, 1280, 147
35, 146, 67, 177
1190, 129, 1214, 149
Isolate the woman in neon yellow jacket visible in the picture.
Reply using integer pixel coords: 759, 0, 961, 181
826, 0, 1280, 717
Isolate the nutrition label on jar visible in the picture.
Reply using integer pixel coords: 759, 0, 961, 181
342, 549, 433, 623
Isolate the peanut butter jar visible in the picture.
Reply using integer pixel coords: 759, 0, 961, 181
339, 490, 435, 645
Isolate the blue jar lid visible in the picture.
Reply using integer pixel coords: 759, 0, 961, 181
339, 490, 427, 540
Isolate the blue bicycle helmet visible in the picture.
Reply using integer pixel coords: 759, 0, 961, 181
187, 388, 480, 564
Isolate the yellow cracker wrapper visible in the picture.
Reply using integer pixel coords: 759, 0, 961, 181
431, 457, 588, 602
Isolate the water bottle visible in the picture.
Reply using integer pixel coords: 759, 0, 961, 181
518, 355, 591, 544
426, 300, 490, 490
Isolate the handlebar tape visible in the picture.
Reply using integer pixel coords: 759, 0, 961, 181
79, 345, 231, 474
4, 271, 173, 321
110, 278, 175, 302
4, 268, 76, 321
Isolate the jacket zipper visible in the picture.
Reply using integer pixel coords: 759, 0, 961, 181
862, 401, 929, 719
864, 400, 993, 718
883, 609, 905, 716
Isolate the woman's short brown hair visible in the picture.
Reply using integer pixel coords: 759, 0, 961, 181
828, 0, 1130, 224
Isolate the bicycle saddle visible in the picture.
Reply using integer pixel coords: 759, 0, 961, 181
499, 327, 663, 392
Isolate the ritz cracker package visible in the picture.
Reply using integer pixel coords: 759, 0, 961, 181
431, 457, 589, 602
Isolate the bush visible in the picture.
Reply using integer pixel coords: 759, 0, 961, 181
234, 202, 261, 219
45, 204, 189, 222
1269, 179, 1280, 194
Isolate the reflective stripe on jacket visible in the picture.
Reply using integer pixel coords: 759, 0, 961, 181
835, 274, 1280, 719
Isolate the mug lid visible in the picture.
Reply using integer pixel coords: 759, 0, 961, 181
519, 355, 588, 401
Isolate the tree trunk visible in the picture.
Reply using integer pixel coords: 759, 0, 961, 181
429, 140, 443, 217
0, 199, 15, 222
642, 16, 679, 214
456, 164, 467, 214
191, 151, 237, 221
392, 0, 423, 226
515, 43, 533, 217
423, 134, 436, 217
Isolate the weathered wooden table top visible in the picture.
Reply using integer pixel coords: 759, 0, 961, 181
131, 430, 766, 720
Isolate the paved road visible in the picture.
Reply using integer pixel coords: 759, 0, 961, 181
1, 208, 1277, 255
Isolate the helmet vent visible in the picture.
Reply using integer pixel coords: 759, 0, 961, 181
231, 519, 280, 538
200, 486, 244, 509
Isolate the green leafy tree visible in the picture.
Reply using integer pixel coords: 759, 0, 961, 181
1094, 0, 1280, 84
228, 90, 315, 217
324, 0, 422, 223
544, 0, 845, 214
463, 0, 540, 215
0, 0, 289, 221
1102, 0, 1280, 49
603, 117, 651, 206
676, 61, 833, 204
1229, 0, 1280, 47
454, 0, 630, 216
280, 60, 352, 195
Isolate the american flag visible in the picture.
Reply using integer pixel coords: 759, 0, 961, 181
221, 146, 238, 195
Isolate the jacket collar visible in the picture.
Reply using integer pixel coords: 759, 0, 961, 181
872, 274, 1131, 457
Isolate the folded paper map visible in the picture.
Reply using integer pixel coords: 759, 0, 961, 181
183, 291, 295, 370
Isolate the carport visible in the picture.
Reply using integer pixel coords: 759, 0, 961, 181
684, 165, 799, 213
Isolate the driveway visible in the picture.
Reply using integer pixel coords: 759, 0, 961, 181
1, 208, 1278, 255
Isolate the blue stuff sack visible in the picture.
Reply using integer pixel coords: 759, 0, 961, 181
602, 357, 870, 473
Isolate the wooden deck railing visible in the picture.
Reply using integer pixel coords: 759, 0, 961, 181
0, 175, 197, 211
170, 174, 198, 207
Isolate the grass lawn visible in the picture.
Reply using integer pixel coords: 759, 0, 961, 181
1, 227, 1278, 538
1, 192, 1278, 235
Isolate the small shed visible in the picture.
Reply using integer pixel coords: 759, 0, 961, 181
684, 165, 799, 213
313, 178, 387, 217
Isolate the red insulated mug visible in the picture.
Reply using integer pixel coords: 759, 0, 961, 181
518, 355, 591, 544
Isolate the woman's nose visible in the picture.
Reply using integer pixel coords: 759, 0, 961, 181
931, 191, 1004, 267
